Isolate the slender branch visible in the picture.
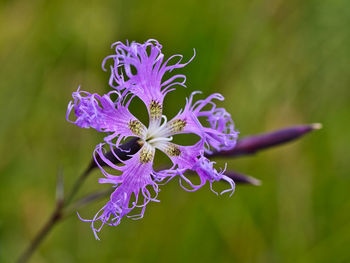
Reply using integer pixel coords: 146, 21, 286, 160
17, 169, 85, 263
64, 188, 114, 216
17, 138, 139, 263
64, 167, 91, 205
17, 201, 64, 263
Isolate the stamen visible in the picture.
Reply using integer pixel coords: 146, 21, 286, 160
147, 136, 173, 144
146, 115, 169, 139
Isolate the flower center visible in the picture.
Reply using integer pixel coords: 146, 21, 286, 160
144, 115, 172, 148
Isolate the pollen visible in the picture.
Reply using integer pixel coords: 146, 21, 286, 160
128, 120, 144, 137
139, 147, 154, 163
149, 100, 162, 120
168, 119, 187, 133
165, 144, 181, 157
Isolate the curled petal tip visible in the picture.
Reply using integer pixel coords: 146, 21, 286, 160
311, 123, 322, 130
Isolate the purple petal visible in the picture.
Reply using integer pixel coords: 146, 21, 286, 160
102, 39, 195, 121
166, 92, 239, 153
192, 155, 235, 196
67, 88, 146, 144
156, 140, 203, 170
80, 143, 160, 239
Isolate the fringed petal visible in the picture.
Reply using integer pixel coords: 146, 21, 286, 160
102, 39, 195, 122
67, 88, 146, 144
193, 155, 235, 196
155, 140, 203, 170
79, 143, 160, 239
166, 92, 239, 153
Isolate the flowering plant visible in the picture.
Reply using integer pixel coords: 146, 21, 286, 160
17, 40, 319, 262
67, 39, 239, 238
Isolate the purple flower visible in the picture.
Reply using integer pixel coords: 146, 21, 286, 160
67, 39, 238, 239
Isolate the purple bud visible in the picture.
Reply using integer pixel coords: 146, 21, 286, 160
208, 123, 322, 158
87, 137, 142, 172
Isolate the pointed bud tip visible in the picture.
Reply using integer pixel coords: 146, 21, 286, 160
246, 175, 262, 186
311, 123, 322, 130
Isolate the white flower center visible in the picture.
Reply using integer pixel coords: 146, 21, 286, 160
144, 115, 172, 148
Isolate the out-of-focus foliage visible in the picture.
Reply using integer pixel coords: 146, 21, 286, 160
0, 0, 349, 262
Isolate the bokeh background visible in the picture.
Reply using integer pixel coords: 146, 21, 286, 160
1, 0, 349, 262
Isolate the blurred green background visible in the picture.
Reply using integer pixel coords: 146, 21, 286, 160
1, 0, 349, 262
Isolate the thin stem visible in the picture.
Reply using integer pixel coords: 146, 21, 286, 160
64, 166, 92, 205
17, 202, 64, 263
17, 138, 140, 263
17, 166, 89, 263
64, 188, 114, 218
17, 163, 98, 263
